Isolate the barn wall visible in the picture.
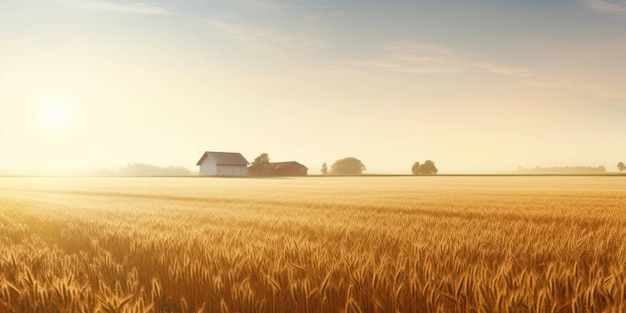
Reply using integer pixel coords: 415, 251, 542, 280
199, 157, 217, 176
216, 165, 247, 177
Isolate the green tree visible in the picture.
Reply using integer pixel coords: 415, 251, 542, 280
419, 160, 438, 175
331, 157, 366, 175
321, 162, 328, 175
411, 162, 421, 175
618, 162, 625, 173
248, 153, 270, 176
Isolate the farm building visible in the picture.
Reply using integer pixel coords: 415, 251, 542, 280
266, 161, 308, 176
196, 151, 249, 176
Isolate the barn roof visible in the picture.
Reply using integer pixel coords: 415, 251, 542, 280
267, 161, 308, 170
196, 151, 249, 166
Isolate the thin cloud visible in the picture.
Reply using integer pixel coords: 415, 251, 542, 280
335, 42, 465, 73
471, 62, 531, 76
384, 42, 456, 56
524, 78, 626, 99
208, 19, 328, 55
336, 59, 463, 74
57, 0, 171, 15
583, 0, 626, 15
336, 41, 531, 77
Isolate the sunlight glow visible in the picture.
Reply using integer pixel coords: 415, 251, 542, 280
38, 99, 71, 131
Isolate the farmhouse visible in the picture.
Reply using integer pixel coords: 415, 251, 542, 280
266, 161, 308, 176
196, 151, 249, 176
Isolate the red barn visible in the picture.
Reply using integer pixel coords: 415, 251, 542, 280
266, 161, 308, 176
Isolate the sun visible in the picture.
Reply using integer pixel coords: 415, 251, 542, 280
38, 99, 71, 131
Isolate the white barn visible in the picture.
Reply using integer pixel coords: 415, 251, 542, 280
196, 151, 249, 176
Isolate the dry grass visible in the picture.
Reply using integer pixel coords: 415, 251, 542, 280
0, 176, 625, 312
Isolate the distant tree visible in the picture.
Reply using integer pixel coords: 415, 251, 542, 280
248, 153, 270, 176
619, 162, 626, 173
331, 157, 366, 175
411, 162, 421, 175
321, 162, 328, 175
419, 160, 438, 175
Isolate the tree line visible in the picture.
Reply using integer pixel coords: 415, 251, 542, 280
93, 163, 191, 176
249, 155, 626, 175
516, 166, 607, 174
247, 153, 438, 175
516, 163, 626, 174
317, 157, 438, 175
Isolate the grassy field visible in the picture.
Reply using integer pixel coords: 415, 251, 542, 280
1, 176, 625, 312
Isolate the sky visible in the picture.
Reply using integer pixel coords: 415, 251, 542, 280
1, 0, 625, 174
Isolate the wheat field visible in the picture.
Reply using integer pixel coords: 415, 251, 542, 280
0, 176, 625, 312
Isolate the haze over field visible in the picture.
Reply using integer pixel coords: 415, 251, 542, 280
1, 0, 625, 174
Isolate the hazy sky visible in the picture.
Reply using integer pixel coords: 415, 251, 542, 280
1, 0, 625, 174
